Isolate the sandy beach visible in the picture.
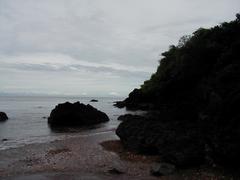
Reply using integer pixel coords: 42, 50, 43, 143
0, 129, 158, 180
0, 129, 235, 180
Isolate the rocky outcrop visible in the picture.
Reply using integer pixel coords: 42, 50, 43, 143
116, 16, 240, 168
90, 99, 98, 102
114, 90, 154, 110
113, 101, 126, 108
0, 112, 8, 121
48, 102, 109, 127
116, 114, 205, 167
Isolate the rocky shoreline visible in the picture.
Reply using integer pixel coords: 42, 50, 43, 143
0, 129, 236, 180
1, 12, 239, 180
0, 130, 158, 180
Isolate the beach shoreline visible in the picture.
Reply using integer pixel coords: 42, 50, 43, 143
0, 129, 159, 180
0, 129, 235, 179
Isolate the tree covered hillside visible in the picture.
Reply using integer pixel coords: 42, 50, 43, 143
124, 14, 240, 110
116, 14, 240, 168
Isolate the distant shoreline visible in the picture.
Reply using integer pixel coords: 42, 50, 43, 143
0, 94, 125, 99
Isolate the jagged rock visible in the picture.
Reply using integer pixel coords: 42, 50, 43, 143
0, 112, 8, 121
48, 102, 109, 127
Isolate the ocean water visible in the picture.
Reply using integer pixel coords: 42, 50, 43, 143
0, 96, 138, 150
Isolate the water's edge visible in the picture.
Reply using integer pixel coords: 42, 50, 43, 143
0, 96, 127, 150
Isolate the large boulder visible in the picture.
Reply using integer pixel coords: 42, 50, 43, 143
48, 102, 109, 126
116, 114, 205, 168
0, 112, 8, 121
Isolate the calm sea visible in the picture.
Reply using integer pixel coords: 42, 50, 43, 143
0, 96, 135, 150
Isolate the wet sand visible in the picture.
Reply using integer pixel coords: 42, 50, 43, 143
0, 130, 235, 180
0, 130, 159, 180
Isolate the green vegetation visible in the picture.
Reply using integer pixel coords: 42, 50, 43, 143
117, 14, 240, 168
138, 14, 240, 106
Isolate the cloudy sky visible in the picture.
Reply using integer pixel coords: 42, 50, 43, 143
0, 0, 239, 97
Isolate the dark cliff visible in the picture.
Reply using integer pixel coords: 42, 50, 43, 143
116, 15, 240, 168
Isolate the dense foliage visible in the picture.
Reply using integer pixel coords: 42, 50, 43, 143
127, 14, 240, 108
117, 15, 240, 168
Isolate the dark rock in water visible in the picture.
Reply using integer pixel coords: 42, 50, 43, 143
150, 163, 175, 176
114, 100, 153, 110
90, 99, 98, 102
2, 138, 8, 142
117, 114, 143, 121
42, 116, 47, 119
48, 102, 109, 127
0, 112, 8, 121
113, 101, 125, 108
114, 89, 155, 110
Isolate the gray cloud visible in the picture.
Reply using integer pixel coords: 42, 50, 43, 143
0, 0, 239, 96
1, 61, 150, 78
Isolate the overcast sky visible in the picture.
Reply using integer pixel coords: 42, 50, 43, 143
0, 0, 239, 97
